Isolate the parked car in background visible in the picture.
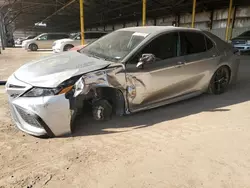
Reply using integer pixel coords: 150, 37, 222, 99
6, 26, 240, 137
15, 35, 36, 45
22, 33, 70, 51
230, 30, 250, 52
52, 31, 107, 53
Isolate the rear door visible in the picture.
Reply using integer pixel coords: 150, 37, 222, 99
179, 31, 219, 91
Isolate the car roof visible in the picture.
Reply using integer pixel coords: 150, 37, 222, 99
118, 26, 201, 35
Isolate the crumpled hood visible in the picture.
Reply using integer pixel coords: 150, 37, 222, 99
13, 51, 111, 87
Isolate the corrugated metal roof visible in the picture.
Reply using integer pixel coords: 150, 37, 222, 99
1, 0, 250, 32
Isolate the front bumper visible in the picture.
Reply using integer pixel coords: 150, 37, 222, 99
52, 45, 63, 53
22, 43, 29, 50
6, 75, 73, 137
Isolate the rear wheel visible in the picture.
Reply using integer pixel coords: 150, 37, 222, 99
29, 44, 38, 51
63, 44, 74, 51
208, 66, 230, 95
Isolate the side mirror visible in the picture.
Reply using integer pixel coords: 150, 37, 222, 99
136, 53, 156, 69
37, 38, 41, 41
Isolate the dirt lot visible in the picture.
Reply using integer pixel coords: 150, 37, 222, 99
1, 48, 250, 188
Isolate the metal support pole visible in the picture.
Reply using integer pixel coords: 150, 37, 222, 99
209, 10, 214, 30
79, 0, 85, 45
142, 0, 146, 26
0, 14, 5, 50
225, 0, 233, 41
229, 6, 236, 40
191, 0, 196, 28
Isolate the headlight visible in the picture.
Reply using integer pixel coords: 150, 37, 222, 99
22, 87, 61, 97
247, 40, 250, 44
74, 78, 85, 97
22, 76, 82, 97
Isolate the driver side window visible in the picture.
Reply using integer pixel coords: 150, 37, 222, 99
38, 34, 48, 41
129, 32, 178, 64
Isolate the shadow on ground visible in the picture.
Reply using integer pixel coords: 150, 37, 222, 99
72, 56, 250, 137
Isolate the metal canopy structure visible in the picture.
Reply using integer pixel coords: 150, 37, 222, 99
0, 0, 249, 32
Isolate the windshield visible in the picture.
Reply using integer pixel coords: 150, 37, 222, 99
239, 31, 250, 37
70, 33, 79, 39
81, 30, 148, 62
34, 34, 45, 40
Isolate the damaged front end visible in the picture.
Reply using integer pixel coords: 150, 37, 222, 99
6, 74, 73, 137
6, 63, 128, 137
63, 64, 128, 136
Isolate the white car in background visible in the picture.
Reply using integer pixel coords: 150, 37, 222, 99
22, 33, 70, 51
52, 31, 107, 53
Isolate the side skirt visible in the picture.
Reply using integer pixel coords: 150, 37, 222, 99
129, 91, 203, 114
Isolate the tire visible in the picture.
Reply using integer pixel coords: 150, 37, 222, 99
208, 66, 230, 95
63, 44, 74, 51
29, 44, 38, 51
92, 99, 112, 121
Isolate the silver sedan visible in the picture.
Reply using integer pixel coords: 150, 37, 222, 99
5, 26, 240, 137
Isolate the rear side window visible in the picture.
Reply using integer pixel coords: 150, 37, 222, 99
48, 34, 69, 40
48, 34, 56, 40
205, 37, 214, 50
56, 34, 69, 39
180, 32, 206, 55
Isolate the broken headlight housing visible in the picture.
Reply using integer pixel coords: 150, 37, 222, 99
22, 76, 82, 97
73, 77, 85, 97
22, 87, 61, 97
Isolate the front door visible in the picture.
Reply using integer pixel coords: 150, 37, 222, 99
125, 32, 190, 112
37, 34, 49, 49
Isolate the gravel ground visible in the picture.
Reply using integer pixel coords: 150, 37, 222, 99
1, 48, 250, 188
